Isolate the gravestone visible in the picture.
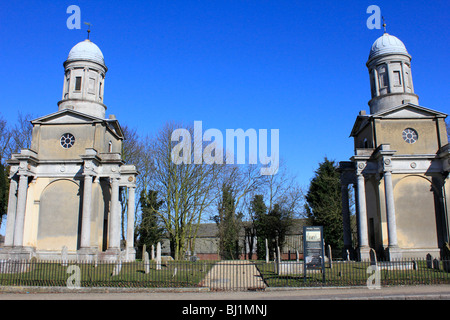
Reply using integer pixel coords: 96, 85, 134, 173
156, 242, 162, 270
276, 246, 281, 275
93, 252, 98, 268
142, 244, 146, 260
143, 251, 150, 274
369, 248, 377, 266
112, 250, 125, 276
61, 246, 68, 267
426, 253, 433, 268
265, 239, 269, 264
433, 258, 440, 270
151, 245, 155, 260
327, 245, 333, 269
346, 249, 350, 261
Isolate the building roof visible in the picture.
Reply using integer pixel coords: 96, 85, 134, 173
67, 39, 105, 66
194, 219, 307, 238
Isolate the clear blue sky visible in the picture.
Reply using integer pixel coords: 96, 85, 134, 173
1, 0, 449, 189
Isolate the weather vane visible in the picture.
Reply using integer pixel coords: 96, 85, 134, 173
84, 22, 92, 39
382, 16, 387, 34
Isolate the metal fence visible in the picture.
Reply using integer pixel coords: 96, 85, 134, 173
0, 258, 449, 291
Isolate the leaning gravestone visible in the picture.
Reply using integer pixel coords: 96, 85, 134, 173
61, 246, 68, 267
143, 251, 150, 274
276, 246, 281, 275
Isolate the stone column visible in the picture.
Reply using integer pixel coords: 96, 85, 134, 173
13, 174, 29, 247
80, 174, 93, 249
4, 178, 18, 247
126, 186, 136, 259
383, 170, 401, 259
108, 177, 120, 251
356, 171, 370, 260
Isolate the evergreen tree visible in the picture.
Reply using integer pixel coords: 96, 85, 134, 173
305, 157, 343, 251
251, 194, 293, 260
267, 204, 292, 255
214, 183, 242, 260
136, 189, 164, 258
251, 194, 268, 259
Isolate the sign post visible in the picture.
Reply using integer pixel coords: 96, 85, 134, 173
303, 226, 325, 283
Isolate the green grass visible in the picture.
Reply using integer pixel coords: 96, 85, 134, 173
2, 259, 450, 289
0, 260, 214, 288
256, 260, 450, 287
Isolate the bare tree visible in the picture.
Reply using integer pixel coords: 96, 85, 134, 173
148, 122, 225, 260
0, 115, 12, 165
9, 112, 34, 155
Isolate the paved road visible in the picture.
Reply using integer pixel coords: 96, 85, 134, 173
1, 284, 450, 300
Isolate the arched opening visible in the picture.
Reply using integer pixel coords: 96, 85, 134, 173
37, 180, 82, 251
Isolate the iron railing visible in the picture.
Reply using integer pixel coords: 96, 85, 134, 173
0, 258, 449, 290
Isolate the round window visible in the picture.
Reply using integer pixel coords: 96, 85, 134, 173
402, 128, 418, 144
60, 133, 75, 149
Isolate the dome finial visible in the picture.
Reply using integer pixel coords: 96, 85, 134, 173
382, 16, 387, 34
84, 22, 92, 40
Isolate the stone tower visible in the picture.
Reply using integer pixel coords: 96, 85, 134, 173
58, 39, 108, 119
366, 33, 419, 114
339, 31, 450, 261
2, 38, 138, 261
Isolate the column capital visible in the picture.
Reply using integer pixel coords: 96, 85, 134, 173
110, 176, 121, 183
379, 156, 393, 173
356, 161, 367, 176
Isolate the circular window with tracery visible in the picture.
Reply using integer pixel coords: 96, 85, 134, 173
402, 128, 418, 144
60, 133, 75, 149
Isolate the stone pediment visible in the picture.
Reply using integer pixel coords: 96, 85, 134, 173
371, 103, 447, 119
350, 103, 447, 137
31, 109, 104, 125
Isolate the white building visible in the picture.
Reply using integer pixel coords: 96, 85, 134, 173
340, 32, 450, 260
2, 38, 138, 261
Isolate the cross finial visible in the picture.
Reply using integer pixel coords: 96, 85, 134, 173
382, 16, 387, 34
84, 22, 92, 39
